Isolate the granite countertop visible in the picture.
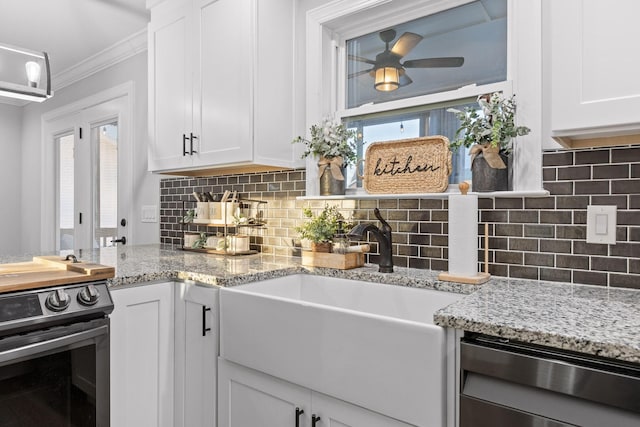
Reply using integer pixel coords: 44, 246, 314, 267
0, 244, 475, 293
434, 278, 640, 363
2, 244, 639, 363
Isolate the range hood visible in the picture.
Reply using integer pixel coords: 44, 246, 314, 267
0, 43, 52, 103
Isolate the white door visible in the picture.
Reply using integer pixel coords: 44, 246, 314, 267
311, 392, 416, 427
174, 282, 219, 427
110, 282, 175, 427
52, 96, 131, 251
218, 358, 311, 427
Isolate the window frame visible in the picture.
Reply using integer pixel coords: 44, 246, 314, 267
303, 0, 543, 197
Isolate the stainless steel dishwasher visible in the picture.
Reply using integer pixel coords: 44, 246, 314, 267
459, 334, 640, 427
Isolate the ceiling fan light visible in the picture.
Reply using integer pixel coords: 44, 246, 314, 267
374, 66, 399, 91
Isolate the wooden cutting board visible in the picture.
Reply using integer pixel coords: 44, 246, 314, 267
0, 256, 115, 293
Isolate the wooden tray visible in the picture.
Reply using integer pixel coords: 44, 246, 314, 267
0, 256, 115, 292
301, 251, 364, 270
361, 136, 452, 194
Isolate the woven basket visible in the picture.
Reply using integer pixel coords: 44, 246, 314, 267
361, 136, 452, 194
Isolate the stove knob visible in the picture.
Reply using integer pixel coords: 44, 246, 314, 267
78, 284, 100, 306
46, 289, 71, 312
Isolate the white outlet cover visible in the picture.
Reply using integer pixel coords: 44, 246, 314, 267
141, 205, 158, 223
586, 205, 616, 245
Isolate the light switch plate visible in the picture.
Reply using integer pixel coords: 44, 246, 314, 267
586, 205, 616, 244
141, 205, 158, 223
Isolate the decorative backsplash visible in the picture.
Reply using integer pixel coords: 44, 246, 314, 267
160, 145, 640, 289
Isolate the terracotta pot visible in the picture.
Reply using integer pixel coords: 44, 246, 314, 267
311, 242, 332, 253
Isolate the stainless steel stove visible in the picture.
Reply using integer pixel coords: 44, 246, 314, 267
0, 280, 113, 427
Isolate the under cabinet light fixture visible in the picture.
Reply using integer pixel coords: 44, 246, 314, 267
0, 43, 52, 103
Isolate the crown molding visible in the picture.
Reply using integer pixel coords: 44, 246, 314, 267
52, 28, 147, 92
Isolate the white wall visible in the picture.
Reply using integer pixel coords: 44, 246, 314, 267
20, 51, 159, 254
0, 104, 23, 255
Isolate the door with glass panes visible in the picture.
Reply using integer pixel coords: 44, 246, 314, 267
54, 97, 130, 251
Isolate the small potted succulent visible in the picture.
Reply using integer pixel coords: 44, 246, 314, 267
292, 117, 357, 195
295, 205, 350, 252
448, 92, 530, 191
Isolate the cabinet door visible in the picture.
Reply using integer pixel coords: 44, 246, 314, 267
148, 0, 194, 171
549, 0, 640, 134
194, 0, 253, 167
175, 282, 219, 427
312, 393, 416, 427
218, 358, 311, 427
110, 282, 175, 427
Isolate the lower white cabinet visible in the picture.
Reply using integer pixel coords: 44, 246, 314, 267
174, 282, 219, 427
110, 281, 219, 427
110, 282, 175, 427
218, 358, 414, 427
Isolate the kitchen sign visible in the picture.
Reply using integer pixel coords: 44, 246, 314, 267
361, 136, 452, 194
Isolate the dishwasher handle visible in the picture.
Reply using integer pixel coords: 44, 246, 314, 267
460, 340, 640, 414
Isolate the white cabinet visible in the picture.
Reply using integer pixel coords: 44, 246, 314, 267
148, 0, 193, 171
547, 0, 640, 145
110, 282, 175, 427
218, 359, 414, 427
218, 358, 310, 427
148, 0, 302, 174
174, 282, 219, 427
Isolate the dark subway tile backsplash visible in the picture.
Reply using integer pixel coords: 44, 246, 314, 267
160, 145, 640, 288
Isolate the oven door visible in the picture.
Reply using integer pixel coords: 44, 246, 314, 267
0, 317, 109, 427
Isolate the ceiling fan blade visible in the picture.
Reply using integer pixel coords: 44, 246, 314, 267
399, 72, 413, 87
391, 32, 423, 57
348, 54, 376, 65
403, 57, 465, 68
348, 69, 373, 79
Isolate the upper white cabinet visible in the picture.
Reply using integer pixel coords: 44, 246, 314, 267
547, 0, 640, 147
148, 0, 302, 174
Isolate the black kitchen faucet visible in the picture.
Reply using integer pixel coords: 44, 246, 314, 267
348, 208, 393, 273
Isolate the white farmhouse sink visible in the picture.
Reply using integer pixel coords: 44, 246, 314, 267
219, 274, 463, 427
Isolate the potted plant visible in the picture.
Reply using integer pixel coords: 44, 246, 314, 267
295, 205, 350, 252
448, 93, 530, 192
292, 117, 357, 195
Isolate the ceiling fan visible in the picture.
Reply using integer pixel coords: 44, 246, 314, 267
348, 29, 464, 92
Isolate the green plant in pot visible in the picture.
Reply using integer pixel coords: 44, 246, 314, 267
295, 205, 350, 252
292, 117, 357, 196
449, 93, 530, 192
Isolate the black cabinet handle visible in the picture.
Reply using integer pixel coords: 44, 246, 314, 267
183, 134, 189, 156
312, 414, 321, 426
295, 407, 304, 427
202, 306, 211, 336
112, 236, 126, 245
190, 132, 198, 154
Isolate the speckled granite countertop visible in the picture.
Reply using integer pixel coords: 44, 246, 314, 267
0, 244, 475, 293
434, 278, 640, 363
2, 244, 639, 363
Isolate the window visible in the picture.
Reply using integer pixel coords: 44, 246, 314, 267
344, 98, 478, 187
340, 0, 508, 189
345, 0, 507, 108
305, 0, 543, 195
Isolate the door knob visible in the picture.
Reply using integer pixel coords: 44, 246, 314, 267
113, 236, 126, 245
312, 414, 321, 426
